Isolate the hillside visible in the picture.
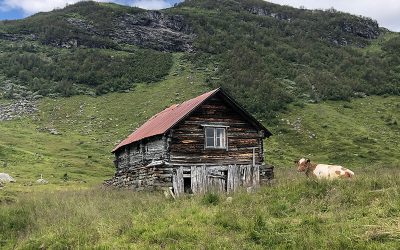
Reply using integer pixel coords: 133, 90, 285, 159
0, 0, 398, 187
0, 1, 399, 248
0, 0, 399, 119
0, 55, 399, 190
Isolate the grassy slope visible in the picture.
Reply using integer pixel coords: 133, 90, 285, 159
0, 53, 209, 193
0, 51, 399, 188
267, 96, 400, 168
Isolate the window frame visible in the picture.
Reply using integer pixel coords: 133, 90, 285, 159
203, 125, 228, 150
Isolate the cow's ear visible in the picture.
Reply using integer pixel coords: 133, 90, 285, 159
293, 160, 298, 163
306, 159, 311, 163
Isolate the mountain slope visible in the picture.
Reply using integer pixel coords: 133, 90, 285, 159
0, 0, 399, 120
0, 56, 398, 191
0, 0, 399, 189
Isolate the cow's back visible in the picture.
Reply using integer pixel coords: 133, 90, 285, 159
313, 164, 353, 179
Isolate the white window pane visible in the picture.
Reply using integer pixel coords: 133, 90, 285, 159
216, 128, 225, 148
216, 135, 221, 147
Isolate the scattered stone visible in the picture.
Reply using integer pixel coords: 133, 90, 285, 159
36, 175, 49, 184
0, 173, 15, 183
49, 128, 61, 135
354, 92, 367, 98
0, 82, 38, 122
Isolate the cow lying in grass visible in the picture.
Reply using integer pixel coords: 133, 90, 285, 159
295, 158, 354, 179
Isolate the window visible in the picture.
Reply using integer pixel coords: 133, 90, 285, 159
205, 127, 227, 149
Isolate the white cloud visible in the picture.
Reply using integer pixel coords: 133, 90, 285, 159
0, 0, 109, 15
132, 0, 171, 10
267, 0, 400, 31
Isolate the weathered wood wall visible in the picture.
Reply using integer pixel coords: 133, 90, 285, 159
169, 95, 265, 165
105, 163, 175, 190
114, 136, 167, 171
105, 163, 274, 194
171, 164, 261, 196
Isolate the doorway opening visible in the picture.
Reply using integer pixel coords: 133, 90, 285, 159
223, 170, 228, 191
183, 177, 192, 194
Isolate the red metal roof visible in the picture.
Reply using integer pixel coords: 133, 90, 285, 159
112, 88, 220, 152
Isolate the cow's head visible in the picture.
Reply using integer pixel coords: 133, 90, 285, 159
294, 158, 310, 172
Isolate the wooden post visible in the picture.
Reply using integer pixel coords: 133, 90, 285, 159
173, 166, 184, 197
253, 147, 256, 167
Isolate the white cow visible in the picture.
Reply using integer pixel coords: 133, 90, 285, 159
295, 158, 354, 179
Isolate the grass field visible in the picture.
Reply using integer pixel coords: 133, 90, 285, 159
0, 54, 399, 249
1, 167, 399, 249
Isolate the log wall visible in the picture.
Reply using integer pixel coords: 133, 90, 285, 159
169, 96, 265, 165
105, 163, 175, 190
114, 136, 167, 171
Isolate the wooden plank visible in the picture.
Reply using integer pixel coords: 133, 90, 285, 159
227, 164, 241, 193
201, 165, 207, 194
172, 169, 178, 197
252, 165, 260, 188
206, 167, 227, 193
172, 166, 184, 197
191, 166, 197, 194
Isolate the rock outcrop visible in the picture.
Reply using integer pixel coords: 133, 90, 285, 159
0, 99, 38, 121
111, 11, 193, 52
339, 19, 380, 39
0, 83, 38, 122
248, 6, 291, 22
31, 11, 193, 52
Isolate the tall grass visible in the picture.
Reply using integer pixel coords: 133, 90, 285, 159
1, 168, 399, 249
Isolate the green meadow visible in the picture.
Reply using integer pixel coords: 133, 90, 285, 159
1, 54, 399, 249
1, 169, 399, 249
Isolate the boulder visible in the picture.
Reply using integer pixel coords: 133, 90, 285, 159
0, 173, 15, 183
36, 174, 49, 184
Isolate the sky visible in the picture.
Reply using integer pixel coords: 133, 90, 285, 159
0, 0, 399, 31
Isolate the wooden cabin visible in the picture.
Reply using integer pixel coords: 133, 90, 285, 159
107, 88, 274, 195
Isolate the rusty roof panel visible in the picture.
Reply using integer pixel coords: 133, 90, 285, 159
112, 88, 219, 152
